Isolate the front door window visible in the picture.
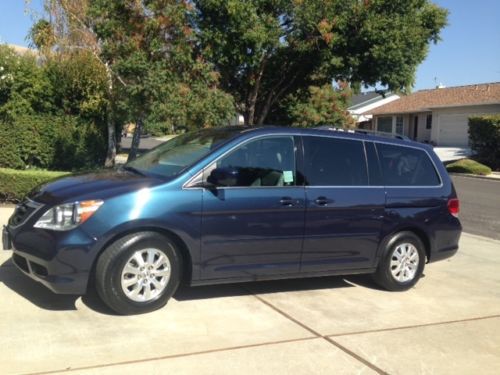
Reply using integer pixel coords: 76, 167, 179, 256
206, 136, 296, 187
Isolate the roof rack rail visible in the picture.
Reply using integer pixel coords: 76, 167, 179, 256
314, 126, 411, 141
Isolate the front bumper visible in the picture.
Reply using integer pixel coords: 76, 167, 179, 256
4, 208, 98, 295
10, 249, 89, 294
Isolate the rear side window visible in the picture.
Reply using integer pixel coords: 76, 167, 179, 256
376, 143, 441, 186
303, 137, 368, 186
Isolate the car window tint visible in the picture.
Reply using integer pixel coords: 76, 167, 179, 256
213, 136, 296, 187
303, 137, 368, 186
376, 143, 440, 186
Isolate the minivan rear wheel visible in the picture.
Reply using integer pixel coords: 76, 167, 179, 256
373, 231, 426, 291
95, 232, 182, 315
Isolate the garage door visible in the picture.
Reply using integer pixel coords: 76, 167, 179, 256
438, 114, 469, 146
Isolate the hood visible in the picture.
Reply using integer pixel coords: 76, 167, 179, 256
28, 169, 166, 205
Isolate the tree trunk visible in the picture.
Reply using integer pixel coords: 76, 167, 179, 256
246, 57, 267, 126
115, 122, 123, 153
104, 114, 116, 167
127, 117, 143, 162
256, 74, 299, 125
243, 112, 250, 126
104, 64, 116, 167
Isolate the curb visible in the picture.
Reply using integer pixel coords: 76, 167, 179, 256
449, 173, 500, 182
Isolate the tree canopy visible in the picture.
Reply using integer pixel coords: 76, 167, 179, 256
10, 0, 448, 169
33, 0, 236, 162
194, 0, 448, 125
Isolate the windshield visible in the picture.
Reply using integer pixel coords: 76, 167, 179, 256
125, 128, 242, 178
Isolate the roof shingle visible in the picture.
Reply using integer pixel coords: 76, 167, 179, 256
369, 82, 500, 115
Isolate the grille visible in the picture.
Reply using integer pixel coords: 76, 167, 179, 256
8, 199, 42, 227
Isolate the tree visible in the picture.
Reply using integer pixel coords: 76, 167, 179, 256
194, 0, 447, 125
287, 83, 355, 128
86, 0, 235, 161
44, 51, 109, 122
30, 0, 127, 167
0, 45, 53, 120
33, 0, 234, 163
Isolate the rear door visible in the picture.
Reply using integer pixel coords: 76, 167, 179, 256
300, 136, 385, 272
200, 135, 305, 279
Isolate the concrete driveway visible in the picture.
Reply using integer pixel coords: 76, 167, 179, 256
1, 206, 499, 375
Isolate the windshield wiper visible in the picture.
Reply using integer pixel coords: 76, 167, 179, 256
121, 165, 147, 177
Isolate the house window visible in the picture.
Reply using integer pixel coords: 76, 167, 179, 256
377, 117, 393, 133
426, 114, 432, 129
396, 116, 404, 135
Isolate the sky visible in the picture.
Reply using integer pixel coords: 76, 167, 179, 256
0, 0, 499, 91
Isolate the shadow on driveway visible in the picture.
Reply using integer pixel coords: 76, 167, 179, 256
0, 259, 80, 311
1, 257, 386, 314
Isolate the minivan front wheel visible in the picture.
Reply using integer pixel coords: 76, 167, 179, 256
373, 231, 426, 291
95, 232, 182, 315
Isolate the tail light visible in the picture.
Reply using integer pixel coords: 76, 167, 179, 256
448, 198, 460, 217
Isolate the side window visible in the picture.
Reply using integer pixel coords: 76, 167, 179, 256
376, 143, 441, 186
208, 136, 296, 187
303, 137, 368, 186
426, 114, 432, 129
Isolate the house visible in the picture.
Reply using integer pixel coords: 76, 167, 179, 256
348, 91, 399, 128
368, 82, 500, 147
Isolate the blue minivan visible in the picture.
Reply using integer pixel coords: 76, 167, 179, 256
3, 127, 461, 314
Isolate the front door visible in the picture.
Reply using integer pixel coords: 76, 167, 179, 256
413, 116, 419, 140
300, 136, 385, 272
200, 135, 305, 279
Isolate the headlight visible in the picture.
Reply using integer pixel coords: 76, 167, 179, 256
34, 200, 103, 231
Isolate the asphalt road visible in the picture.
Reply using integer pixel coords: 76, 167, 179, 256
452, 175, 500, 240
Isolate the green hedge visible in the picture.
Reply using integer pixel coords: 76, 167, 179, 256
0, 168, 69, 202
446, 158, 492, 175
0, 115, 106, 171
468, 115, 500, 170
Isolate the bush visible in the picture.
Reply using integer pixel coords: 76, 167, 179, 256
0, 168, 69, 202
0, 115, 106, 170
446, 158, 492, 175
468, 115, 500, 170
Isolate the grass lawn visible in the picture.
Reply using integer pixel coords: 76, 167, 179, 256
446, 158, 492, 176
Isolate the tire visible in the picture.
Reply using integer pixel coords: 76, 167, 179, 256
373, 231, 426, 291
95, 231, 182, 315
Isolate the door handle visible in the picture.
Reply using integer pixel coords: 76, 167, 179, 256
314, 196, 332, 206
280, 197, 295, 207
